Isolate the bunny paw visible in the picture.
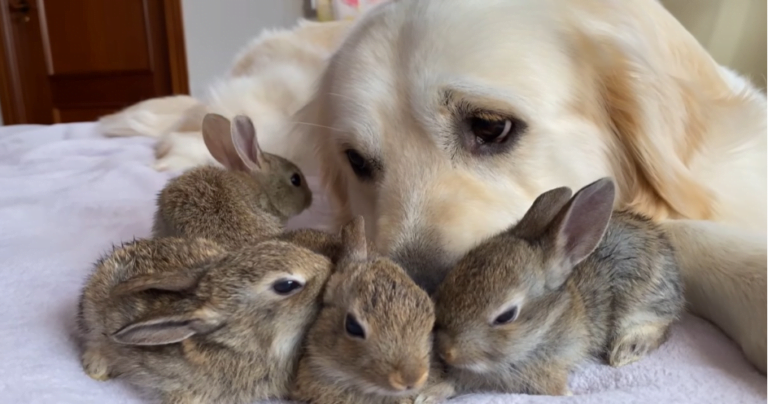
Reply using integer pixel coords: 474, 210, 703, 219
413, 395, 440, 404
609, 322, 668, 368
82, 348, 112, 381
413, 381, 455, 404
609, 335, 655, 368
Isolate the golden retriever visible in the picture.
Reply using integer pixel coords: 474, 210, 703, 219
98, 19, 352, 171
303, 0, 766, 372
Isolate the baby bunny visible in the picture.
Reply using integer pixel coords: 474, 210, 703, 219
78, 237, 333, 404
276, 228, 343, 263
152, 113, 312, 250
433, 178, 684, 396
276, 227, 379, 264
290, 217, 452, 404
78, 237, 225, 383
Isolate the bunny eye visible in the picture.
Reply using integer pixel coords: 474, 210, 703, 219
345, 314, 366, 339
493, 306, 519, 325
272, 279, 304, 295
290, 173, 302, 187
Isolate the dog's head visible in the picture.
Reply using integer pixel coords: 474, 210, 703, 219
304, 0, 731, 292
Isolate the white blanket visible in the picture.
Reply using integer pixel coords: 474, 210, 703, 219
0, 123, 764, 404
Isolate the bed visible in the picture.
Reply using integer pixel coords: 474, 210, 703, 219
0, 122, 764, 404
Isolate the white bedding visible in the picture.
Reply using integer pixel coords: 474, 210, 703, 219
0, 122, 764, 404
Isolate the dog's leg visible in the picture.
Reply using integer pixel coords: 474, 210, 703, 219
98, 95, 202, 138
661, 219, 767, 373
153, 131, 216, 172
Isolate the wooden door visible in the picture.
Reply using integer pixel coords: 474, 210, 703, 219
0, 0, 188, 124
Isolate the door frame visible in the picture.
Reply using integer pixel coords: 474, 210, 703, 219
162, 0, 189, 96
0, 0, 189, 125
0, 0, 25, 125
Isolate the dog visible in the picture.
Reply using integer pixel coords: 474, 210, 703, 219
97, 0, 766, 373
301, 0, 766, 373
98, 19, 353, 172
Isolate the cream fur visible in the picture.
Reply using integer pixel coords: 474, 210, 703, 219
98, 95, 201, 139
304, 0, 767, 372
661, 220, 767, 373
94, 0, 766, 373
96, 19, 352, 172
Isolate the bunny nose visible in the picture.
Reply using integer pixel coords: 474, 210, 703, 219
388, 367, 429, 391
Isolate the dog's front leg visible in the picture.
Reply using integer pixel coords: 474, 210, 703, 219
662, 219, 767, 373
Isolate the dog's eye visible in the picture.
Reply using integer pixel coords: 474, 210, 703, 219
272, 279, 304, 295
345, 149, 373, 180
493, 306, 519, 325
345, 313, 366, 338
462, 113, 526, 155
470, 117, 514, 144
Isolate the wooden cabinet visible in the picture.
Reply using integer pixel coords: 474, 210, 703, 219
0, 0, 188, 124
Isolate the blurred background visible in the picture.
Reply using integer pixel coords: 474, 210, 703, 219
0, 0, 764, 125
662, 0, 766, 89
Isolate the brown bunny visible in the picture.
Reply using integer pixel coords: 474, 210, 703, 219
276, 227, 379, 264
152, 113, 312, 250
433, 178, 684, 396
290, 217, 452, 404
77, 237, 333, 404
276, 228, 343, 263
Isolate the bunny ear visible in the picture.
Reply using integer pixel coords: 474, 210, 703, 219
110, 272, 202, 298
340, 216, 367, 262
231, 115, 264, 171
202, 113, 248, 172
111, 308, 223, 346
511, 186, 573, 240
542, 178, 615, 289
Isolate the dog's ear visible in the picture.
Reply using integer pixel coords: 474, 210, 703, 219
573, 1, 724, 222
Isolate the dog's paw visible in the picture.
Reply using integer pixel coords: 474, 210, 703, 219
152, 132, 215, 172
152, 156, 200, 172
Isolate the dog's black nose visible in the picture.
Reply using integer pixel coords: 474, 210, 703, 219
391, 240, 452, 295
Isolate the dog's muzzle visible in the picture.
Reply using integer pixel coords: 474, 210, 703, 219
391, 237, 453, 295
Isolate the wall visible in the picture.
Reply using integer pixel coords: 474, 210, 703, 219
0, 1, 763, 125
181, 0, 305, 98
661, 0, 766, 89
179, 1, 764, 98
